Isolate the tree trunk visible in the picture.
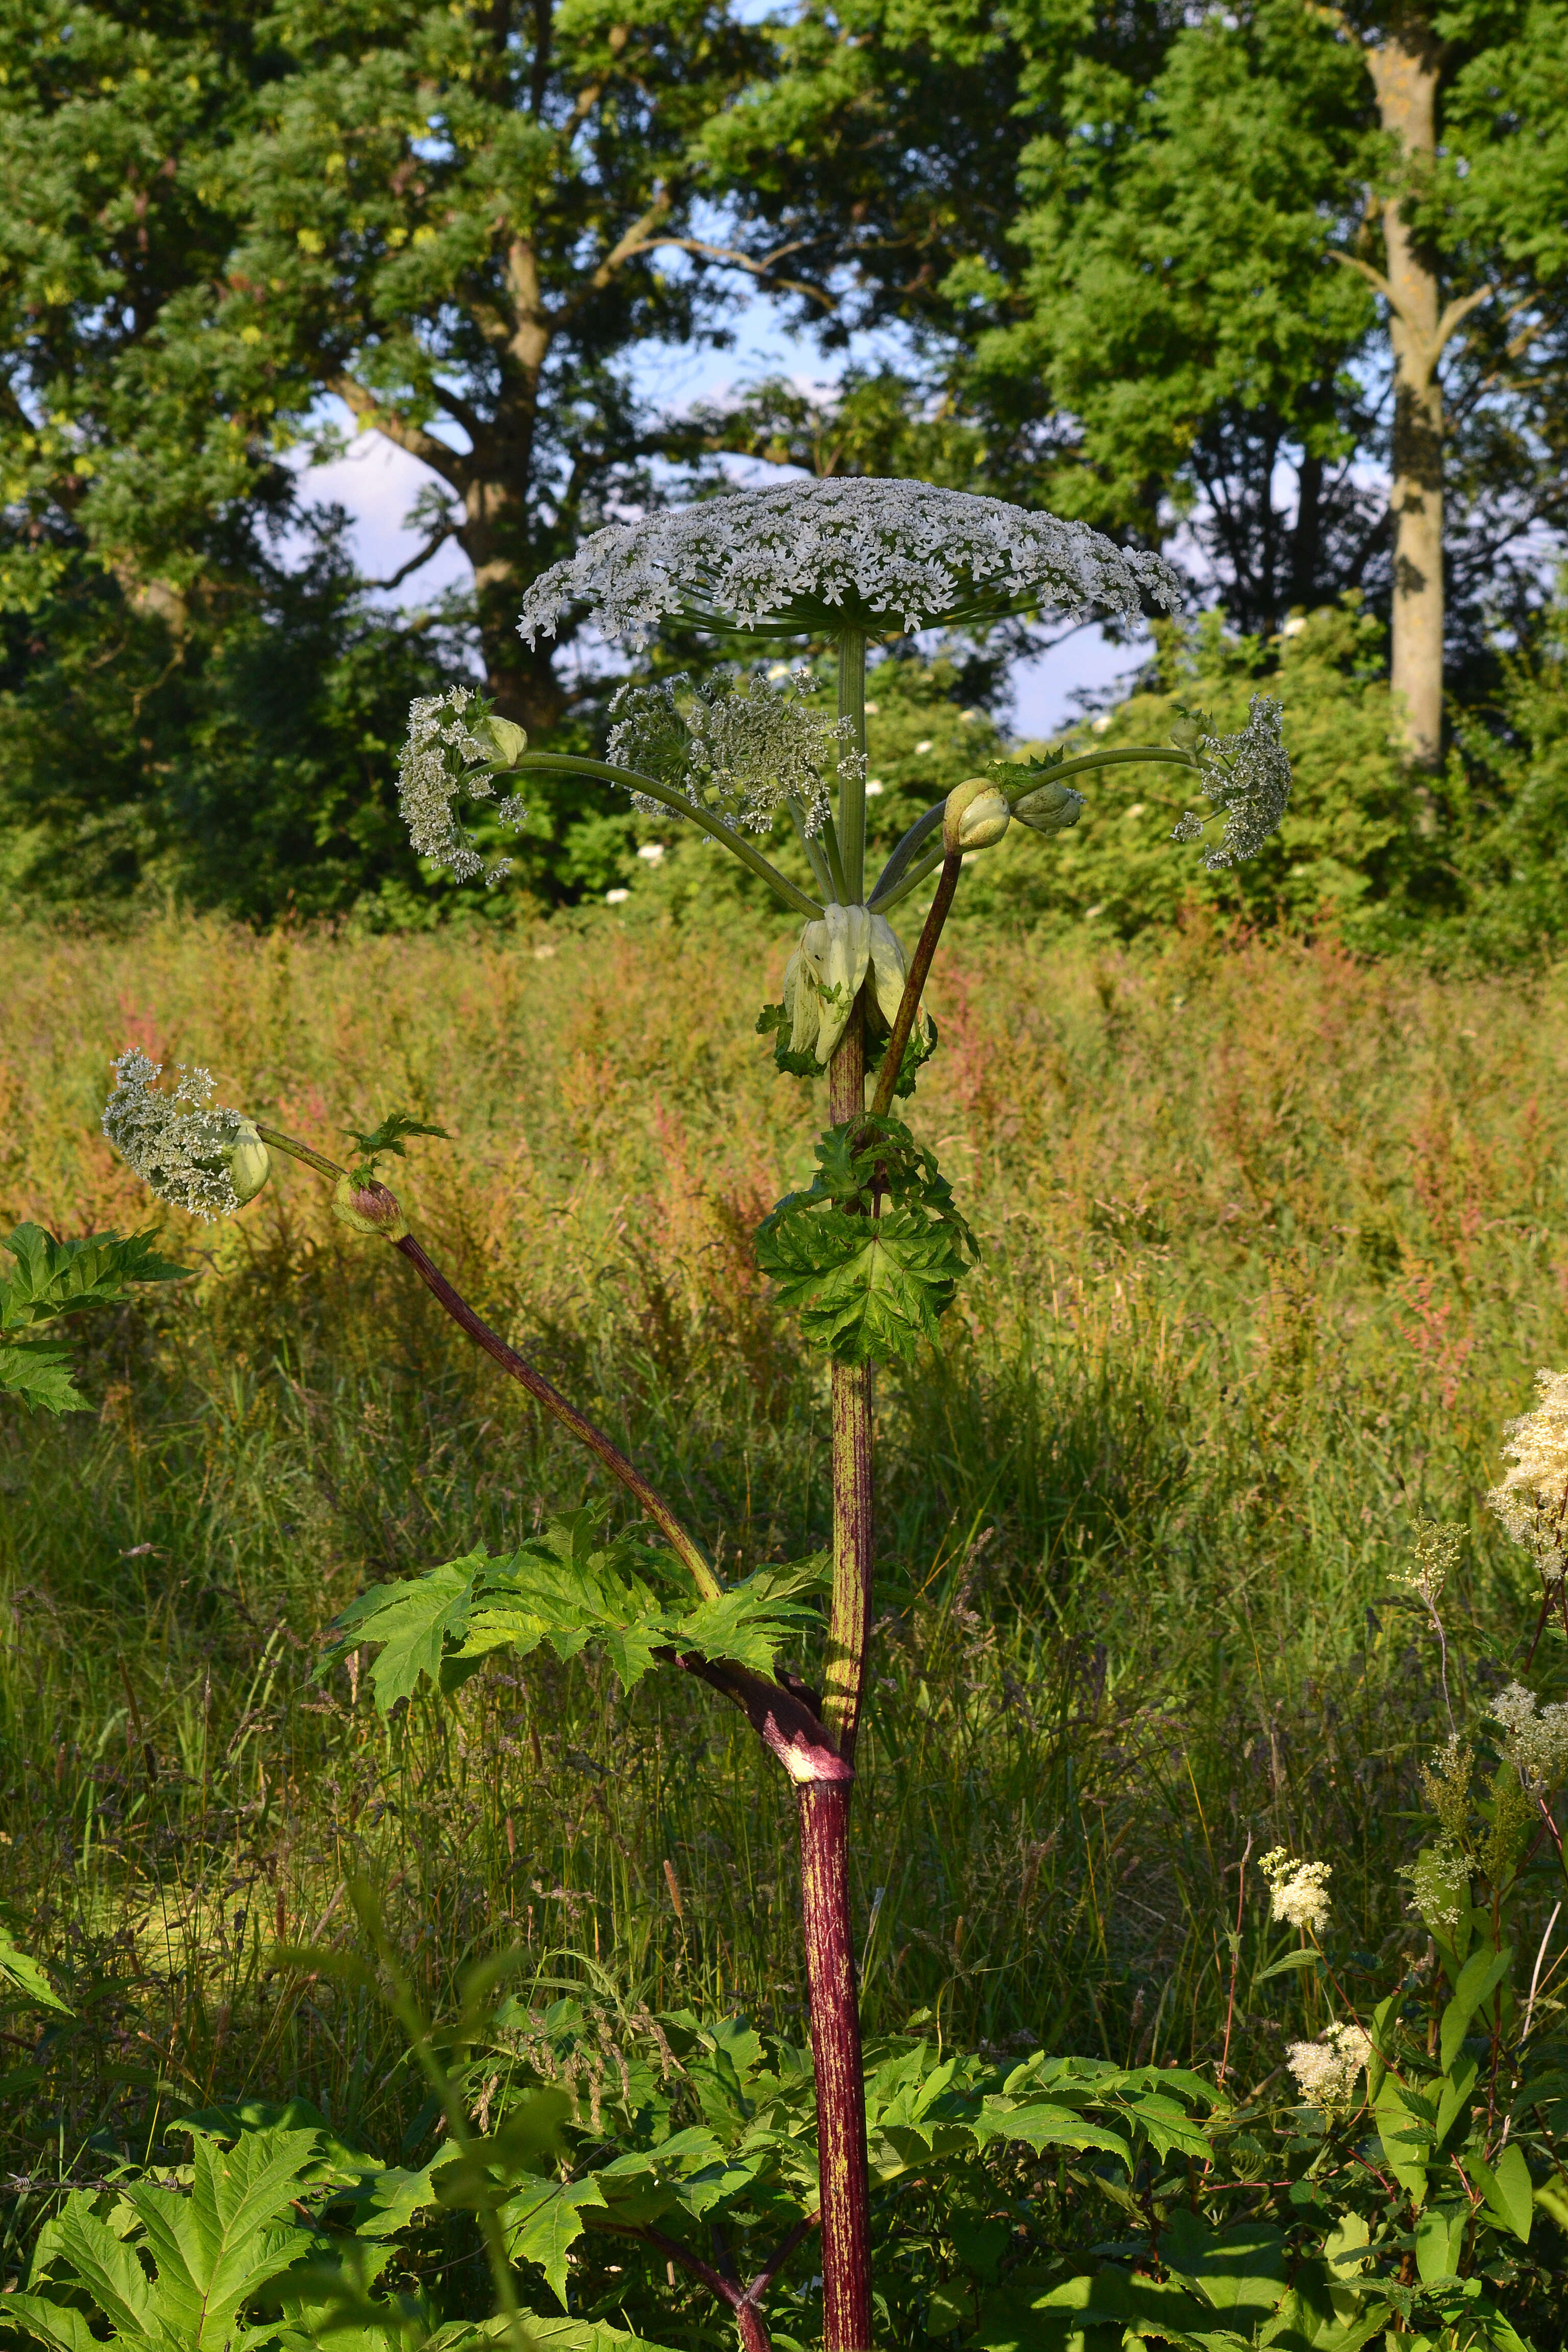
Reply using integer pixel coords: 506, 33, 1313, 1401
457, 479, 567, 733
1365, 26, 1446, 768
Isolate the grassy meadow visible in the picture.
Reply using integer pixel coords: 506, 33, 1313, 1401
2, 905, 1565, 2272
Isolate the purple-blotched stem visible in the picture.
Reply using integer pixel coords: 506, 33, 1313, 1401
869, 849, 962, 1122
800, 996, 875, 2352
799, 1779, 873, 2352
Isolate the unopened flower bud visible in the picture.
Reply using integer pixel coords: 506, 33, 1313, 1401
1168, 708, 1205, 754
332, 1174, 409, 1240
476, 714, 528, 766
226, 1119, 272, 1206
943, 777, 1011, 854
1012, 778, 1086, 835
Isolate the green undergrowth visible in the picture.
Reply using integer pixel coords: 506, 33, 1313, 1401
1, 915, 1564, 2307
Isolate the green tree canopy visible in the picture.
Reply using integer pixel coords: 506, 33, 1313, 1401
712, 0, 1568, 754
0, 0, 789, 727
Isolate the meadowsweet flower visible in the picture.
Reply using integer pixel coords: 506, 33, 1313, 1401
1397, 1520, 1463, 1608
1168, 696, 1292, 867
1258, 1847, 1333, 1933
606, 671, 853, 837
397, 686, 528, 885
1486, 1369, 1568, 1583
1287, 2021, 1371, 2112
517, 478, 1181, 647
783, 905, 909, 1064
1407, 1834, 1469, 1933
1491, 1682, 1568, 1792
101, 1050, 253, 1220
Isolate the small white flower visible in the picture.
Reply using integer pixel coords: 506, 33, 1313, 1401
1281, 615, 1308, 638
1487, 1370, 1568, 1583
914, 739, 936, 755
1492, 1682, 1568, 1792
518, 477, 1180, 648
636, 841, 667, 864
1396, 1520, 1462, 1608
605, 888, 631, 904
865, 779, 886, 797
1287, 2021, 1371, 2111
1258, 1847, 1333, 1934
1090, 714, 1113, 735
102, 1050, 247, 1221
397, 685, 527, 885
1168, 695, 1292, 868
607, 670, 853, 839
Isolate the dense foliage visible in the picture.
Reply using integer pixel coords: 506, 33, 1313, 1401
4, 0, 1568, 935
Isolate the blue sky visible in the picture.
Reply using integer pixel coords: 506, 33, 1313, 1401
299, 295, 1151, 737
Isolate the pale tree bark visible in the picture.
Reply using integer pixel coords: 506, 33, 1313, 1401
1338, 18, 1491, 768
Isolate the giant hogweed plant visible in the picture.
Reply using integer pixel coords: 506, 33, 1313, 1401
86, 479, 1297, 2349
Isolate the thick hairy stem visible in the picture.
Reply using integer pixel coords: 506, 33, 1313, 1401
391, 1234, 720, 1601
799, 1782, 872, 2352
837, 628, 868, 901
803, 995, 875, 2352
823, 1002, 872, 1755
734, 2307, 771, 2352
868, 851, 962, 1121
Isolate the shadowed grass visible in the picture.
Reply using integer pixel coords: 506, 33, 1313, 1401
2, 907, 1563, 2245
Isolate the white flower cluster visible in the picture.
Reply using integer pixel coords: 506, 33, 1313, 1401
1287, 2020, 1371, 2112
1492, 1681, 1568, 1792
397, 687, 527, 885
1407, 1833, 1469, 1933
1396, 1518, 1463, 1608
784, 904, 910, 1066
1169, 696, 1292, 868
1486, 1369, 1568, 1584
102, 1049, 246, 1220
606, 670, 854, 837
518, 478, 1181, 647
1258, 1847, 1333, 1934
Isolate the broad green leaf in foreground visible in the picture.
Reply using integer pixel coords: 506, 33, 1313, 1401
324, 1511, 824, 1713
754, 1200, 971, 1364
0, 1341, 86, 1415
11, 2125, 323, 2352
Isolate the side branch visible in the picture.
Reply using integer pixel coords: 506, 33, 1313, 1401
391, 1235, 721, 1601
360, 526, 459, 593
329, 375, 470, 488
514, 752, 821, 915
663, 1650, 852, 1786
869, 851, 962, 1119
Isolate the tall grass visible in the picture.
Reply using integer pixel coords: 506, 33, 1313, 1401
2, 907, 1563, 2230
